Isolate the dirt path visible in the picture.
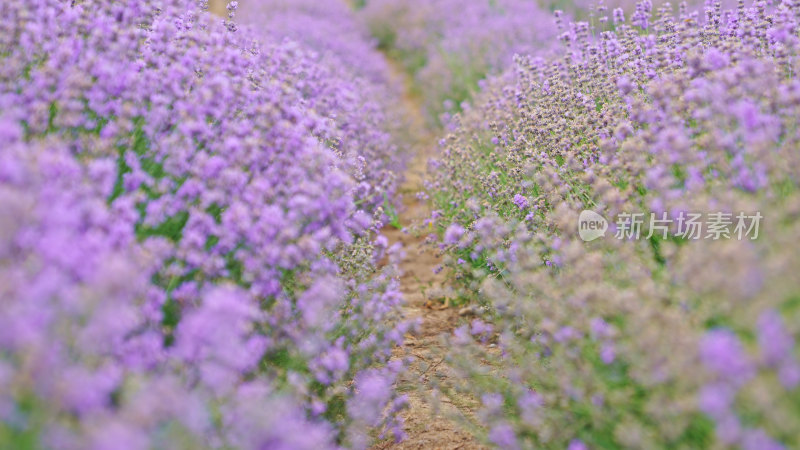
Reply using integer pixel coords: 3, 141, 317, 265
374, 68, 485, 450
208, 0, 226, 17
208, 2, 483, 445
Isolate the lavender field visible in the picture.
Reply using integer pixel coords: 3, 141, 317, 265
1, 0, 798, 449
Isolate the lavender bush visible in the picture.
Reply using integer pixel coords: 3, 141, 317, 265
427, 0, 800, 447
549, 0, 739, 18
358, 0, 743, 125
237, 0, 395, 84
0, 0, 410, 447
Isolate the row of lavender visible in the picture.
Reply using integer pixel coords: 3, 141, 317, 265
0, 0, 410, 448
397, 0, 800, 448
357, 0, 740, 126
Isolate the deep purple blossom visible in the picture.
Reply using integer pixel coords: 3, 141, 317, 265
513, 193, 530, 210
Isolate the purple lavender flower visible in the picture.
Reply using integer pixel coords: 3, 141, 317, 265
513, 193, 530, 210
568, 439, 589, 450
757, 310, 794, 367
700, 330, 753, 383
444, 223, 466, 244
698, 383, 735, 419
488, 422, 520, 450
741, 429, 785, 450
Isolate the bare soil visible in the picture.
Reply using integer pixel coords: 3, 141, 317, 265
373, 69, 486, 450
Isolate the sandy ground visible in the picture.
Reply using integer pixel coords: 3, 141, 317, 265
208, 0, 226, 17
372, 67, 486, 450
375, 163, 486, 450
